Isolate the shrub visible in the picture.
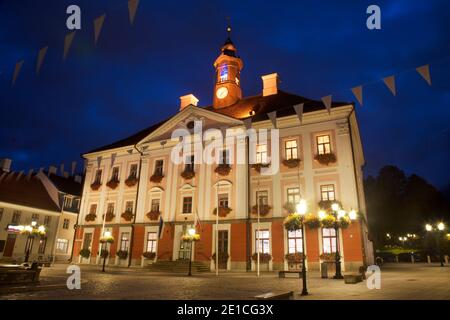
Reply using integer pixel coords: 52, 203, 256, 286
79, 249, 91, 259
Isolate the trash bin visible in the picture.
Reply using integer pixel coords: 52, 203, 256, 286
321, 262, 328, 279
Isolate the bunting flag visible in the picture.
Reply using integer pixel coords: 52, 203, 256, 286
128, 0, 140, 25
26, 169, 34, 180
351, 86, 364, 106
71, 161, 77, 175
416, 65, 431, 86
111, 153, 117, 167
96, 156, 102, 168
383, 75, 396, 96
63, 31, 76, 61
293, 103, 304, 124
321, 95, 332, 114
94, 14, 106, 45
15, 170, 24, 181
267, 111, 277, 128
127, 149, 133, 154
158, 214, 165, 239
243, 118, 252, 130
11, 60, 24, 87
36, 46, 48, 75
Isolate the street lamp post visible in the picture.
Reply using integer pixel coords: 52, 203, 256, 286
426, 223, 446, 267
296, 200, 308, 296
186, 227, 198, 276
100, 230, 114, 273
330, 203, 344, 279
19, 221, 46, 263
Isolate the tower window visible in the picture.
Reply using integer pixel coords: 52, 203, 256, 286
219, 65, 228, 82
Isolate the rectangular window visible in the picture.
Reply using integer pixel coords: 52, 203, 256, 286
146, 232, 157, 253
11, 211, 21, 224
185, 155, 195, 172
120, 232, 130, 251
73, 199, 80, 209
288, 229, 303, 254
151, 199, 160, 212
256, 144, 268, 164
82, 233, 92, 250
129, 164, 138, 178
320, 184, 336, 202
322, 228, 337, 254
31, 213, 39, 223
106, 203, 115, 214
256, 191, 268, 207
220, 149, 230, 165
219, 65, 228, 82
63, 218, 70, 230
154, 160, 164, 176
44, 215, 51, 226
111, 167, 119, 180
317, 135, 331, 155
55, 239, 69, 254
182, 196, 193, 214
125, 201, 134, 213
38, 238, 47, 254
89, 204, 97, 214
285, 139, 298, 160
218, 194, 229, 208
255, 229, 270, 254
63, 197, 73, 208
287, 187, 300, 205
94, 169, 102, 183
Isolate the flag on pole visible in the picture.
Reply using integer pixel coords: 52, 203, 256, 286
293, 103, 304, 124
416, 65, 431, 86
195, 209, 203, 232
15, 170, 24, 181
321, 95, 332, 114
11, 60, 24, 87
36, 47, 48, 75
383, 75, 396, 96
128, 0, 140, 25
94, 14, 106, 45
351, 86, 364, 106
267, 111, 277, 128
158, 214, 165, 239
63, 32, 76, 61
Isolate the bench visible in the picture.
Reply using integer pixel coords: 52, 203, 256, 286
255, 291, 294, 300
278, 270, 303, 278
344, 274, 363, 284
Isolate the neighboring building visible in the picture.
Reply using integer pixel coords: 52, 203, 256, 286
74, 31, 373, 271
0, 159, 81, 263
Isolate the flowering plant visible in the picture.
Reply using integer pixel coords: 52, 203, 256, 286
181, 234, 200, 242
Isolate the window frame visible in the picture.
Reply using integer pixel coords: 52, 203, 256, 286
146, 232, 157, 253
322, 228, 337, 254
316, 134, 332, 155
287, 229, 303, 254
120, 232, 130, 251
256, 144, 268, 164
154, 159, 164, 176
320, 184, 336, 202
284, 139, 298, 160
255, 229, 270, 254
182, 196, 193, 214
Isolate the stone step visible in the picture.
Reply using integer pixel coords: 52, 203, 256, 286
146, 260, 210, 273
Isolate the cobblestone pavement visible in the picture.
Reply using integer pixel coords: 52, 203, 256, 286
0, 263, 449, 300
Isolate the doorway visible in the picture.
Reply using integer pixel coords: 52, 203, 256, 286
178, 225, 193, 260
218, 230, 229, 269
3, 234, 16, 257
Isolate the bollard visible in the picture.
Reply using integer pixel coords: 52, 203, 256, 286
410, 254, 414, 264
427, 255, 431, 263
395, 255, 399, 263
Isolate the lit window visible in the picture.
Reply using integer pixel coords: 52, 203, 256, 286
285, 139, 298, 160
120, 232, 130, 251
235, 77, 240, 85
287, 188, 300, 205
146, 232, 157, 253
63, 197, 73, 208
255, 229, 270, 254
219, 65, 228, 82
182, 196, 193, 214
320, 185, 336, 202
256, 144, 268, 164
56, 239, 69, 254
288, 229, 303, 254
322, 228, 337, 253
151, 199, 160, 212
317, 135, 331, 155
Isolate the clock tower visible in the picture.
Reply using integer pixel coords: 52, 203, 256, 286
212, 26, 244, 109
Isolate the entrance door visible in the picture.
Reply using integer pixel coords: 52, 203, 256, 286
218, 230, 229, 269
3, 234, 16, 257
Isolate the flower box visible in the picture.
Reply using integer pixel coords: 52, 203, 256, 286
283, 214, 303, 231
182, 234, 200, 242
116, 250, 128, 260
125, 176, 138, 187
79, 249, 91, 259
282, 158, 301, 168
90, 181, 101, 191
251, 163, 271, 173
251, 204, 271, 216
212, 206, 232, 217
181, 170, 195, 180
121, 211, 134, 222
85, 213, 97, 222
321, 214, 337, 228
142, 252, 156, 259
150, 173, 164, 183
146, 210, 161, 221
214, 164, 231, 176
252, 253, 272, 263
99, 236, 114, 244
314, 152, 337, 165
285, 253, 305, 263
102, 212, 115, 222
304, 214, 321, 229
106, 179, 119, 190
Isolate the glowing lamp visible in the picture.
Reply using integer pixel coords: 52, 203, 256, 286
38, 225, 46, 233
425, 224, 432, 232
188, 228, 196, 236
337, 210, 346, 219
104, 231, 112, 238
437, 223, 445, 231
31, 221, 37, 227
318, 210, 326, 220
331, 203, 340, 212
349, 210, 357, 220
296, 200, 307, 215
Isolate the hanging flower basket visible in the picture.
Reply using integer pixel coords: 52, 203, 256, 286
182, 234, 200, 242
85, 213, 97, 222
121, 211, 134, 222
314, 153, 337, 165
283, 202, 296, 214
212, 252, 229, 262
338, 216, 351, 229
142, 251, 156, 259
99, 236, 114, 244
251, 163, 271, 173
213, 206, 232, 217
181, 170, 195, 180
321, 214, 337, 228
79, 249, 91, 259
304, 214, 321, 229
282, 158, 301, 168
102, 212, 115, 222
116, 250, 128, 259
90, 181, 101, 191
100, 250, 109, 259
150, 173, 164, 183
106, 178, 119, 190
285, 253, 305, 263
251, 204, 271, 216
252, 253, 272, 263
320, 253, 336, 262
214, 164, 231, 176
146, 210, 161, 221
125, 176, 138, 187
284, 214, 303, 231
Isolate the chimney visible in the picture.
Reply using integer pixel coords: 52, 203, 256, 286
0, 158, 12, 172
179, 94, 199, 111
261, 73, 279, 96
74, 175, 82, 183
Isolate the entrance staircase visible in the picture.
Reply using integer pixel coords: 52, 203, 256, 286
146, 260, 210, 273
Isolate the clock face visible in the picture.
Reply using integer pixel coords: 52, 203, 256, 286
216, 87, 228, 99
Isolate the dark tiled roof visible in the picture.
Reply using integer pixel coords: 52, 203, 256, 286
85, 90, 352, 154
47, 173, 82, 196
0, 172, 60, 212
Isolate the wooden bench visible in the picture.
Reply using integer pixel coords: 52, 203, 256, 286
255, 291, 294, 300
344, 274, 363, 284
279, 270, 303, 278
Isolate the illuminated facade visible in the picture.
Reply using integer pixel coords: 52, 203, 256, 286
73, 32, 373, 272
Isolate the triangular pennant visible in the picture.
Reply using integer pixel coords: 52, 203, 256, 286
416, 65, 431, 86
267, 111, 277, 128
97, 156, 102, 168
111, 153, 117, 168
127, 149, 133, 154
351, 86, 363, 106
26, 169, 34, 180
128, 0, 140, 25
383, 76, 396, 96
321, 95, 332, 114
15, 170, 24, 181
11, 60, 24, 87
94, 14, 106, 45
63, 32, 76, 61
36, 46, 48, 75
71, 161, 77, 175
243, 118, 252, 130
293, 103, 304, 124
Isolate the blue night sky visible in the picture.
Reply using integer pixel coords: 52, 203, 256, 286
0, 0, 449, 189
